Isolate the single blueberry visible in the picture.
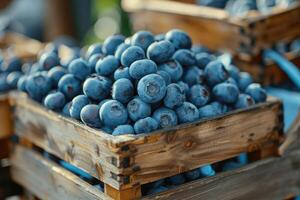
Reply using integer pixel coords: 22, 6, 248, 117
68, 58, 91, 81
112, 78, 134, 104
86, 43, 103, 59
129, 59, 157, 79
48, 66, 67, 86
167, 174, 186, 185
127, 97, 151, 122
83, 75, 112, 101
39, 52, 60, 71
115, 43, 131, 60
99, 100, 128, 128
95, 55, 119, 76
204, 60, 229, 86
185, 168, 201, 181
58, 74, 82, 100
176, 102, 199, 123
172, 49, 196, 66
212, 83, 240, 104
137, 74, 167, 103
245, 83, 267, 103
6, 71, 23, 89
62, 102, 72, 117
188, 84, 210, 107
225, 64, 240, 82
134, 117, 158, 134
199, 165, 215, 177
80, 104, 102, 128
152, 107, 178, 128
0, 73, 9, 92
114, 67, 132, 81
238, 72, 253, 92
235, 94, 255, 109
198, 104, 218, 119
70, 95, 90, 120
195, 52, 215, 69
102, 35, 125, 55
112, 124, 135, 136
165, 29, 192, 49
182, 66, 205, 86
163, 83, 185, 109
131, 30, 155, 51
121, 46, 145, 68
157, 70, 171, 85
1, 57, 22, 72
158, 60, 183, 82
17, 75, 27, 92
88, 53, 105, 74
44, 91, 66, 111
147, 40, 175, 63
25, 73, 52, 102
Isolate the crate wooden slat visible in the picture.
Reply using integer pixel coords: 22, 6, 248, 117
10, 145, 111, 200
10, 91, 283, 193
0, 94, 13, 139
122, 0, 300, 57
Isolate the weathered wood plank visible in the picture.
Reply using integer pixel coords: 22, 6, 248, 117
142, 150, 300, 200
105, 184, 142, 200
126, 98, 282, 186
10, 145, 112, 200
0, 94, 13, 139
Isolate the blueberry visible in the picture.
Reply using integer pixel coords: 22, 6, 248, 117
17, 75, 27, 92
29, 63, 42, 74
0, 73, 9, 92
198, 104, 218, 119
22, 63, 33, 74
165, 29, 192, 49
114, 67, 132, 80
115, 43, 130, 60
225, 64, 240, 82
167, 174, 186, 185
101, 126, 113, 134
137, 74, 167, 103
157, 70, 171, 85
25, 73, 52, 101
39, 52, 60, 71
99, 99, 111, 109
62, 102, 72, 116
80, 104, 102, 128
204, 61, 229, 86
83, 75, 111, 101
290, 38, 300, 53
134, 117, 158, 134
199, 165, 215, 177
152, 107, 178, 128
129, 59, 157, 79
58, 74, 82, 100
112, 78, 134, 103
163, 83, 185, 109
176, 102, 199, 123
184, 168, 201, 181
211, 101, 228, 113
1, 57, 22, 72
238, 72, 253, 91
99, 100, 128, 128
112, 124, 135, 135
68, 58, 91, 81
195, 52, 215, 69
172, 49, 196, 66
147, 40, 175, 63
70, 95, 90, 119
88, 54, 105, 73
245, 83, 267, 103
213, 83, 239, 104
131, 30, 155, 51
235, 94, 255, 109
127, 97, 151, 122
102, 35, 125, 55
177, 81, 189, 95
182, 66, 204, 86
121, 46, 145, 68
95, 55, 119, 76
48, 66, 67, 86
86, 43, 103, 59
225, 77, 238, 86
7, 71, 23, 89
158, 60, 183, 82
191, 44, 210, 54
44, 91, 66, 111
189, 85, 210, 107
154, 34, 165, 42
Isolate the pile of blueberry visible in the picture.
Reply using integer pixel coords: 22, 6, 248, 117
2, 29, 267, 135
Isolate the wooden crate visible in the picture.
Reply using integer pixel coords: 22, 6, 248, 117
0, 94, 13, 140
122, 0, 300, 57
9, 91, 283, 200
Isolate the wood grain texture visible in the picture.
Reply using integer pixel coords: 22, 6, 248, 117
10, 92, 283, 189
105, 184, 141, 200
0, 94, 13, 139
142, 150, 300, 200
10, 145, 112, 200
